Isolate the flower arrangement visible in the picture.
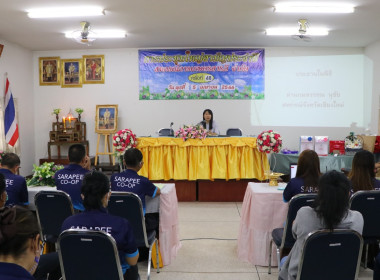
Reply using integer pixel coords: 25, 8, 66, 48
112, 129, 138, 157
257, 130, 282, 153
75, 108, 84, 114
27, 162, 64, 187
175, 124, 208, 141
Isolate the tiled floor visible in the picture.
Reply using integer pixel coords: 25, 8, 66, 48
138, 202, 373, 280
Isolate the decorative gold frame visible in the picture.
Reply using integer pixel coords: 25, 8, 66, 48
95, 104, 118, 133
39, 57, 61, 86
61, 59, 83, 88
83, 55, 105, 84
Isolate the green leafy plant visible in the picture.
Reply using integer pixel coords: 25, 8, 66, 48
52, 108, 61, 115
27, 162, 64, 187
75, 108, 84, 114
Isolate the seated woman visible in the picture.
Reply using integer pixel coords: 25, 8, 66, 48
0, 206, 42, 280
349, 150, 380, 192
61, 171, 139, 280
279, 170, 364, 280
199, 109, 220, 135
283, 150, 320, 202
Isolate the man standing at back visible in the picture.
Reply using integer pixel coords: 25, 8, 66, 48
55, 144, 90, 211
0, 153, 28, 206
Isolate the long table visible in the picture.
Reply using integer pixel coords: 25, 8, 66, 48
28, 183, 181, 266
137, 137, 269, 181
270, 153, 354, 175
237, 182, 288, 266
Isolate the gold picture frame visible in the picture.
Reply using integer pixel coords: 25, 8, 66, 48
61, 59, 83, 88
83, 55, 105, 84
39, 57, 60, 86
95, 104, 118, 133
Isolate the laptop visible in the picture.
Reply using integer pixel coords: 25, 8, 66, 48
290, 163, 298, 179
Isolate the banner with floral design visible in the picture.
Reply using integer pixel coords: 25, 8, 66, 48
139, 49, 265, 100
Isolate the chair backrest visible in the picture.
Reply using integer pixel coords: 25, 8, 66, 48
58, 229, 123, 280
158, 128, 174, 136
226, 128, 243, 136
349, 190, 380, 238
296, 229, 363, 280
34, 190, 74, 243
107, 192, 148, 247
281, 193, 317, 248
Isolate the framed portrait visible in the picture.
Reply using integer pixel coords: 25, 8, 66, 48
83, 55, 105, 84
61, 59, 83, 88
95, 104, 118, 133
39, 57, 60, 86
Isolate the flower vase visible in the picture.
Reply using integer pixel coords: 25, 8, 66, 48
78, 113, 81, 122
55, 114, 59, 123
118, 155, 124, 172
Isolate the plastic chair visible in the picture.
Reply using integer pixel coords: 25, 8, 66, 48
226, 128, 243, 136
34, 190, 74, 247
58, 229, 124, 280
349, 190, 380, 268
107, 192, 159, 280
296, 229, 363, 280
268, 193, 317, 273
158, 128, 174, 136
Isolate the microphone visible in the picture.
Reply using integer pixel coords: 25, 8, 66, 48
170, 122, 174, 136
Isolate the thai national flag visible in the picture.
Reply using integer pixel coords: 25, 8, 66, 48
4, 78, 19, 147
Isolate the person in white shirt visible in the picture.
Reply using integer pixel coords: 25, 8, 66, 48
199, 109, 220, 135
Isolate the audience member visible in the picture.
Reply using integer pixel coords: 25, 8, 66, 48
61, 171, 139, 280
54, 144, 90, 211
110, 148, 160, 232
279, 170, 364, 280
349, 150, 380, 192
0, 206, 42, 279
283, 150, 320, 202
0, 153, 28, 206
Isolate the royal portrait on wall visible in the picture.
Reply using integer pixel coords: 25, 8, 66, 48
39, 57, 60, 86
61, 59, 83, 88
83, 55, 105, 84
95, 104, 118, 133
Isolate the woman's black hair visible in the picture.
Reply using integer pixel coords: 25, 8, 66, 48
349, 150, 375, 192
202, 109, 214, 130
296, 149, 320, 191
314, 170, 350, 231
81, 171, 110, 210
0, 206, 40, 258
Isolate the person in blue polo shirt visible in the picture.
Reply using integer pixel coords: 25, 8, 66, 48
54, 144, 90, 211
0, 206, 42, 280
111, 148, 161, 231
0, 153, 28, 206
61, 171, 139, 280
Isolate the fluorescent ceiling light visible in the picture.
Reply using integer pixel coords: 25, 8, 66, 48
27, 7, 105, 18
65, 30, 126, 39
274, 3, 354, 13
266, 28, 328, 36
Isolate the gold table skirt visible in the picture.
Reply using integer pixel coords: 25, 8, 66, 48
137, 137, 269, 181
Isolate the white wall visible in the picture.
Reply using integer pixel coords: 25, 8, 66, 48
0, 39, 34, 176
32, 47, 371, 164
364, 41, 380, 135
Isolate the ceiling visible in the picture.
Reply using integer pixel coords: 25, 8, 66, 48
0, 0, 380, 51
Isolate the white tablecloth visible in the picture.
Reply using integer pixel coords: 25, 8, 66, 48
237, 182, 288, 266
28, 183, 181, 266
